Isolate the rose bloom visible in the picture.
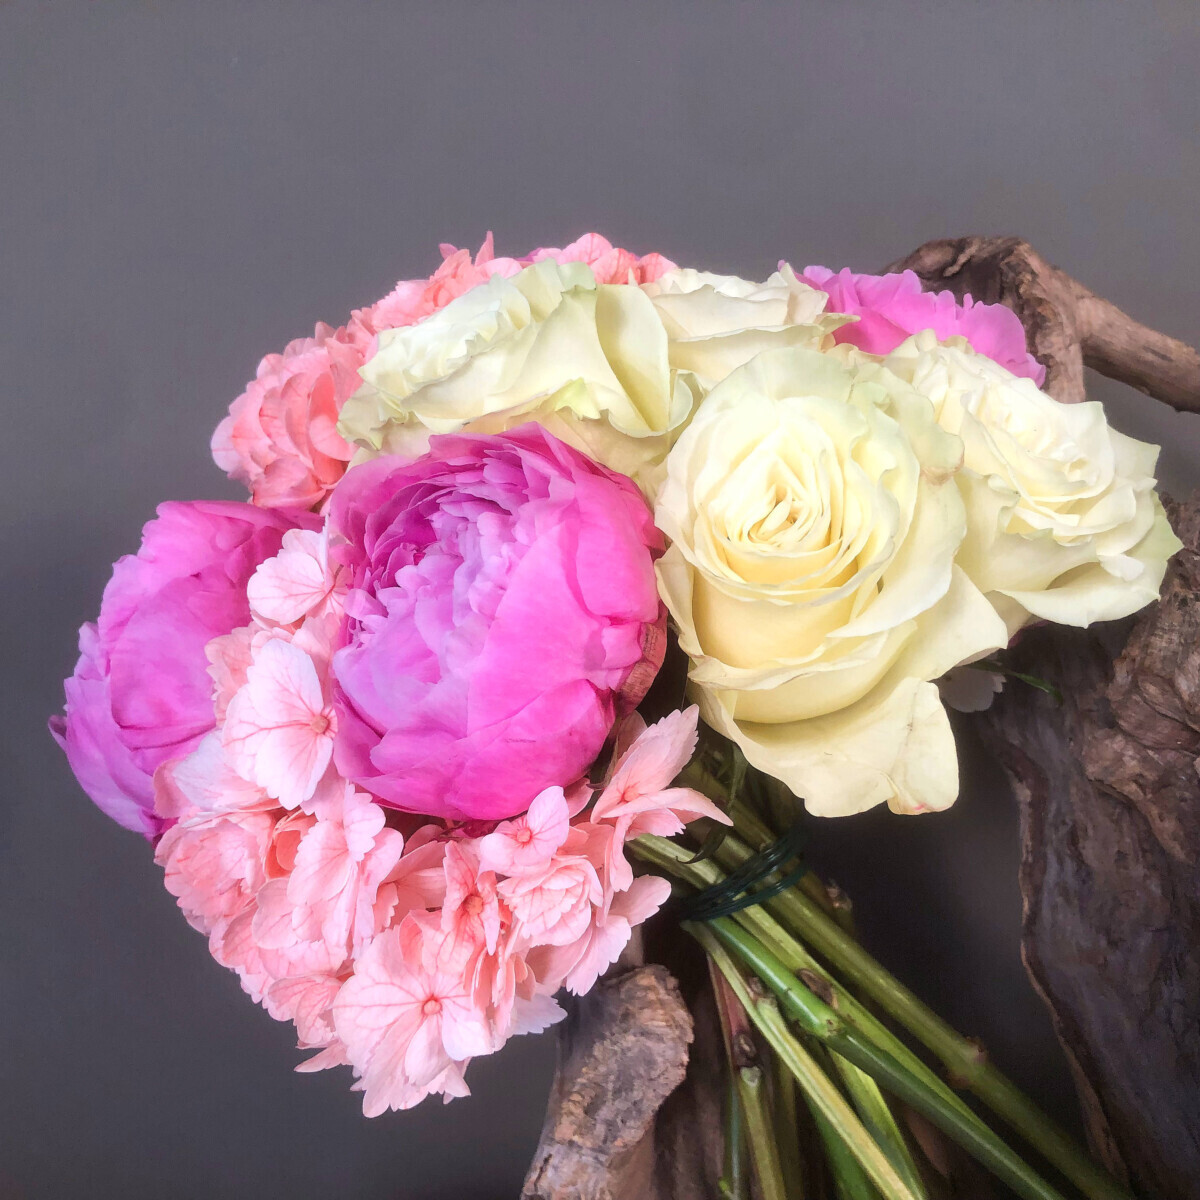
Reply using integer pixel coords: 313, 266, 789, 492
655, 344, 1009, 818
800, 265, 1046, 384
644, 265, 847, 387
212, 234, 672, 510
885, 332, 1180, 633
337, 260, 695, 487
51, 502, 316, 836
329, 424, 666, 821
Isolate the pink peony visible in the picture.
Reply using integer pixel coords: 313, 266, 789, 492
51, 501, 317, 837
328, 424, 667, 822
213, 234, 674, 510
799, 265, 1046, 384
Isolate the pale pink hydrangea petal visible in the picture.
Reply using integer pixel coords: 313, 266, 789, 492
248, 528, 345, 625
223, 638, 336, 809
592, 706, 701, 818
333, 920, 491, 1115
386, 836, 449, 914
155, 807, 276, 935
267, 808, 315, 877
531, 874, 672, 997
442, 842, 503, 955
268, 972, 344, 1046
498, 855, 603, 947
529, 233, 677, 285
589, 707, 729, 892
295, 1040, 351, 1074
153, 731, 271, 821
205, 627, 257, 723
477, 785, 570, 877
510, 993, 567, 1037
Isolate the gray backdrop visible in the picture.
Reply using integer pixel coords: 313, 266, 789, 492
3, 3, 1197, 1198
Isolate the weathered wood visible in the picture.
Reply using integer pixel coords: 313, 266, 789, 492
520, 965, 695, 1200
976, 499, 1200, 1200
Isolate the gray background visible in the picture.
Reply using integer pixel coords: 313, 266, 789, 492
2, 3, 1197, 1198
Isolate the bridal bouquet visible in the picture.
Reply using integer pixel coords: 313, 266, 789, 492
54, 233, 1174, 1198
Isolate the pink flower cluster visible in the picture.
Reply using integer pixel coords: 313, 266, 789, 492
156, 692, 723, 1113
56, 414, 695, 1111
212, 234, 675, 509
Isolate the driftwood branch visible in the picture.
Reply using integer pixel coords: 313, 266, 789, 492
977, 502, 1200, 1199
520, 965, 696, 1200
526, 237, 1200, 1200
888, 235, 1200, 411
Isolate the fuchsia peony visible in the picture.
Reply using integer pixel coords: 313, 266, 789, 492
799, 265, 1046, 383
329, 424, 668, 821
51, 502, 317, 836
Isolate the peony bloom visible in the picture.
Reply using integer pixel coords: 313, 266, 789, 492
337, 259, 695, 486
51, 501, 317, 837
655, 345, 1010, 817
800, 265, 1045, 384
329, 424, 667, 821
885, 332, 1181, 633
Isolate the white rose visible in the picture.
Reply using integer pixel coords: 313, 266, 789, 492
886, 332, 1181, 634
337, 260, 694, 483
645, 265, 847, 387
655, 344, 1008, 817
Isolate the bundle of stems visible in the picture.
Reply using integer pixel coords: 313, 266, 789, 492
630, 762, 1137, 1200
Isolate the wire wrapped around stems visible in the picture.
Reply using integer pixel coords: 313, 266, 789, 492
676, 824, 807, 922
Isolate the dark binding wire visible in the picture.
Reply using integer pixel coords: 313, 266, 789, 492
677, 823, 807, 922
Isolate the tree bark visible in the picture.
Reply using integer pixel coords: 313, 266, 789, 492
526, 237, 1200, 1200
520, 965, 698, 1200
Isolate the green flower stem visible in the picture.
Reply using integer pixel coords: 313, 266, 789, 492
693, 922, 921, 1200
805, 1044, 885, 1200
709, 918, 1067, 1200
719, 1073, 749, 1200
773, 1054, 808, 1200
737, 1066, 791, 1200
708, 957, 789, 1200
632, 835, 983, 1130
716, 803, 1136, 1200
810, 1101, 883, 1200
832, 1055, 928, 1200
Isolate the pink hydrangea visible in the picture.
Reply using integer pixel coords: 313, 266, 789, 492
799, 265, 1046, 384
212, 234, 675, 510
529, 231, 676, 285
151, 663, 722, 1114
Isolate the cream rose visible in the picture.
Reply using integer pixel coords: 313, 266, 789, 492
655, 344, 1009, 817
885, 332, 1181, 634
337, 260, 694, 483
645, 265, 847, 386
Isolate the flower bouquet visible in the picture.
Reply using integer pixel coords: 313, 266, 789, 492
53, 232, 1182, 1199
